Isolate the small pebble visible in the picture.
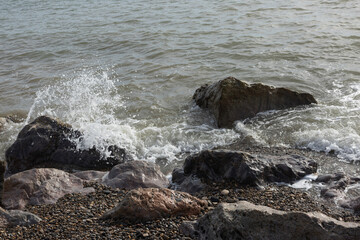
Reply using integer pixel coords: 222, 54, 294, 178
221, 189, 229, 195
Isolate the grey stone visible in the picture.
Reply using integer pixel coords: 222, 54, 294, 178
171, 168, 206, 194
195, 201, 360, 240
179, 221, 198, 238
2, 168, 94, 209
102, 161, 169, 189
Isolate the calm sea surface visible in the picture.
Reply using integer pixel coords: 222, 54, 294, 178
0, 0, 359, 174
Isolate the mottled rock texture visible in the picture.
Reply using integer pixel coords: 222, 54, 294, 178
101, 188, 207, 222
2, 168, 94, 210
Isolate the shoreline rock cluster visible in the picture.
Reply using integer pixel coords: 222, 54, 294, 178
1, 78, 359, 239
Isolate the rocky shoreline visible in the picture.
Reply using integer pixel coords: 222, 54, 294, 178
1, 177, 359, 239
1, 78, 360, 239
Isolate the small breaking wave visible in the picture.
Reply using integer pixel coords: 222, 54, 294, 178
25, 69, 241, 164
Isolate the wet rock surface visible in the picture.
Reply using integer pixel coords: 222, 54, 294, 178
5, 116, 131, 174
101, 188, 207, 222
102, 161, 169, 189
175, 150, 317, 192
193, 201, 360, 240
2, 168, 94, 210
193, 77, 316, 128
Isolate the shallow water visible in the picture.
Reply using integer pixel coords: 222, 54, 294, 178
1, 0, 360, 172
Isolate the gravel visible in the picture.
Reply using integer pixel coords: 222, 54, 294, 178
1, 179, 359, 240
1, 144, 359, 239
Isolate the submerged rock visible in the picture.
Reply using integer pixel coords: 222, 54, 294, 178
193, 201, 360, 240
2, 168, 94, 210
175, 150, 317, 191
0, 207, 41, 227
100, 188, 207, 222
5, 116, 131, 174
193, 77, 316, 128
102, 161, 169, 189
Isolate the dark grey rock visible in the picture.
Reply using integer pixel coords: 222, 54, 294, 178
7, 210, 42, 226
171, 168, 206, 194
179, 221, 198, 239
0, 207, 41, 227
5, 116, 131, 174
182, 150, 317, 186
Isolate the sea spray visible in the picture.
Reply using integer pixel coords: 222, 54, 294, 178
24, 69, 241, 164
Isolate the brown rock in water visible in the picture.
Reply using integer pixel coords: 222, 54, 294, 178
102, 161, 169, 189
194, 201, 360, 240
100, 188, 207, 222
193, 77, 317, 128
5, 116, 131, 174
2, 168, 94, 210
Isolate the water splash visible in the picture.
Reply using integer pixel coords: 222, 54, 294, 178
25, 69, 241, 164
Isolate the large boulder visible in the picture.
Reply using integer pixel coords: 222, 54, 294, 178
191, 201, 360, 240
102, 161, 169, 189
100, 188, 207, 222
193, 77, 317, 128
174, 150, 317, 191
0, 207, 41, 227
5, 116, 131, 174
2, 168, 94, 210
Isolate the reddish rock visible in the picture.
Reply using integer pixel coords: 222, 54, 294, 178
2, 168, 94, 210
100, 188, 207, 222
193, 77, 316, 128
102, 161, 169, 189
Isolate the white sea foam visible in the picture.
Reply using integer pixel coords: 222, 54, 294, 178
25, 69, 241, 163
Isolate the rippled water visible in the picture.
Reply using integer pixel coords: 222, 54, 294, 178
1, 0, 360, 172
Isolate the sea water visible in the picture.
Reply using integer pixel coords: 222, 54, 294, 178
1, 0, 359, 173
